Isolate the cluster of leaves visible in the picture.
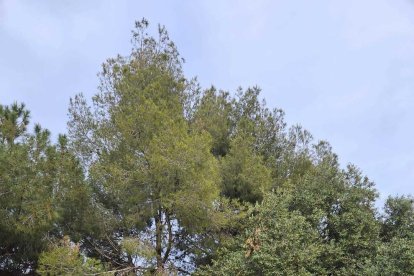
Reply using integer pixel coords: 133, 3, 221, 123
37, 236, 106, 275
1, 19, 414, 275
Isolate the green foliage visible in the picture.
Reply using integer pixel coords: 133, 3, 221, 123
192, 87, 233, 157
2, 19, 414, 275
381, 195, 414, 241
0, 104, 93, 273
367, 237, 414, 275
37, 236, 106, 275
197, 191, 323, 276
199, 139, 382, 275
67, 19, 221, 273
0, 102, 30, 145
221, 134, 271, 203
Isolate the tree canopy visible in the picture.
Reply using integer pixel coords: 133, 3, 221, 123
1, 19, 414, 275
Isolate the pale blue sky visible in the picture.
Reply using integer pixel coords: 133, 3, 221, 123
1, 0, 414, 204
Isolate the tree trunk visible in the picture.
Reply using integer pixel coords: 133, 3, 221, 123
162, 212, 173, 264
155, 208, 164, 273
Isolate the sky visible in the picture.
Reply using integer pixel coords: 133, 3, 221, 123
1, 0, 414, 205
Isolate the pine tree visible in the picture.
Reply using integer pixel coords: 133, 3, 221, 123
68, 19, 222, 274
